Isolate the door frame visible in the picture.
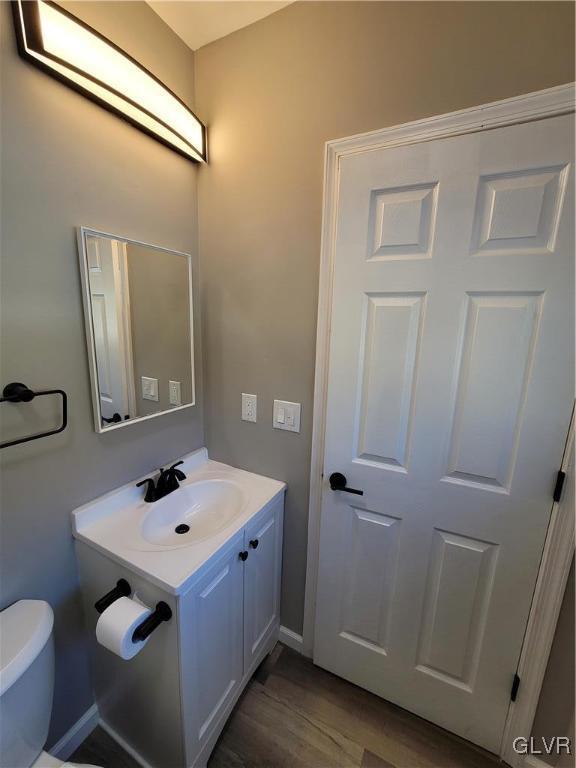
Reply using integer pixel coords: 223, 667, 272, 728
112, 239, 137, 420
302, 83, 575, 760
501, 412, 574, 766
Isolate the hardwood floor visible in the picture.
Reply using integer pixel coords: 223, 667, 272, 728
71, 644, 500, 768
71, 726, 140, 768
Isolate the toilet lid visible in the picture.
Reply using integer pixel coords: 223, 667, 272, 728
0, 601, 53, 696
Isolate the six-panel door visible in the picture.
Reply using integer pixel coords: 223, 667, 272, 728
314, 114, 574, 752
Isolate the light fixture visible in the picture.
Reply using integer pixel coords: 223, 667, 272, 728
12, 0, 206, 163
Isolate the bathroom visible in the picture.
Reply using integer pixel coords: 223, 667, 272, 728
0, 2, 574, 767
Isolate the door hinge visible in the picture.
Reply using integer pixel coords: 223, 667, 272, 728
553, 470, 566, 503
511, 673, 521, 702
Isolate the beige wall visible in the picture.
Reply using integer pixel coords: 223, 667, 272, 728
195, 1, 576, 634
0, 2, 202, 745
127, 243, 193, 417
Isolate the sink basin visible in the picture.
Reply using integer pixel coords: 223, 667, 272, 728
140, 479, 245, 548
72, 449, 287, 593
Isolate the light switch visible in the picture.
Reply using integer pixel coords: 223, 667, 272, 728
169, 380, 181, 406
141, 376, 158, 401
273, 400, 301, 433
242, 393, 257, 423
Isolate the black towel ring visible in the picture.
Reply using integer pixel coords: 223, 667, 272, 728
0, 382, 68, 449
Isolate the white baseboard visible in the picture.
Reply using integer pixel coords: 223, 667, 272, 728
99, 719, 154, 768
50, 703, 99, 761
50, 628, 299, 764
279, 624, 304, 653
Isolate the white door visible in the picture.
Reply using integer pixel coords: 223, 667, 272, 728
243, 500, 283, 672
86, 235, 134, 423
314, 114, 574, 753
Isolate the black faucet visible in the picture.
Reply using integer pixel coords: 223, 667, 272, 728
136, 461, 186, 503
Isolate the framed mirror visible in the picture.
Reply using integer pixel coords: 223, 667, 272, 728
77, 227, 195, 432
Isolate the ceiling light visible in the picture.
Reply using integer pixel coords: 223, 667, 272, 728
12, 0, 206, 163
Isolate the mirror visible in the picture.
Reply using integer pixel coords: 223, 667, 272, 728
77, 228, 195, 432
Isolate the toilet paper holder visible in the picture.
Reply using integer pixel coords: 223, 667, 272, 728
132, 601, 172, 642
95, 579, 172, 643
95, 579, 132, 614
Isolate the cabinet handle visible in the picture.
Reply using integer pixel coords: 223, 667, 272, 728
249, 539, 259, 549
239, 551, 249, 561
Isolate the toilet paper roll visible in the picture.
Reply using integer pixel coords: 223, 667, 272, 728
96, 596, 152, 660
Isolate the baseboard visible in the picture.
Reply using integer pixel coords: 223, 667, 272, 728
50, 703, 99, 761
65, 630, 301, 766
279, 624, 304, 653
99, 719, 154, 768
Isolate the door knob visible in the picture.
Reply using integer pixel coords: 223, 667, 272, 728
102, 412, 122, 424
329, 472, 364, 496
249, 539, 259, 549
239, 551, 249, 561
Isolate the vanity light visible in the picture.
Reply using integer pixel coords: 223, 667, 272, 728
12, 0, 206, 162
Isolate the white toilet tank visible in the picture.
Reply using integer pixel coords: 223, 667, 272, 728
0, 601, 55, 768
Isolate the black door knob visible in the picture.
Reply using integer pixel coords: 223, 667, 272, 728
249, 539, 259, 549
239, 551, 249, 561
329, 472, 364, 496
102, 412, 122, 424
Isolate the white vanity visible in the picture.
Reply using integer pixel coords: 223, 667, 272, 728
72, 448, 285, 768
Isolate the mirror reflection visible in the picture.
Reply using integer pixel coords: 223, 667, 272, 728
80, 230, 194, 431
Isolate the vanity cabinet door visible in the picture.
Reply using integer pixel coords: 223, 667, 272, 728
243, 499, 283, 673
181, 533, 244, 761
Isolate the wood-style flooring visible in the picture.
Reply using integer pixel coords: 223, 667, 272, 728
71, 644, 500, 768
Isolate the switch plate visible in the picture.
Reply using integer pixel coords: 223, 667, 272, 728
273, 400, 301, 432
242, 393, 257, 423
141, 376, 158, 402
169, 380, 182, 406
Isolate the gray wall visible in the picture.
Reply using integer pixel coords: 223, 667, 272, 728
0, 2, 202, 746
126, 243, 193, 417
2, 0, 574, 752
194, 0, 576, 634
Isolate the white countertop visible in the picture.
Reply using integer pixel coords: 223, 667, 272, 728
72, 448, 285, 595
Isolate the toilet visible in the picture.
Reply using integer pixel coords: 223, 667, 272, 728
0, 600, 99, 768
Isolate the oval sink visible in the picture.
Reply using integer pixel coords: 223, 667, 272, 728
140, 479, 245, 548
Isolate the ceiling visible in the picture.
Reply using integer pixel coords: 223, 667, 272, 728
147, 1, 293, 51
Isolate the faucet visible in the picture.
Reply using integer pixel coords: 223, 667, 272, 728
136, 461, 186, 503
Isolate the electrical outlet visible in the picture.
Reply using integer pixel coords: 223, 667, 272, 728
169, 380, 181, 406
241, 393, 257, 423
141, 376, 158, 402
